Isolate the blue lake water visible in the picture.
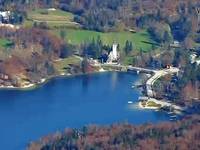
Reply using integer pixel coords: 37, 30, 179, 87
0, 72, 170, 150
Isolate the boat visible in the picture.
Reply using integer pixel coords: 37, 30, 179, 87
128, 101, 133, 104
168, 111, 174, 115
170, 115, 177, 118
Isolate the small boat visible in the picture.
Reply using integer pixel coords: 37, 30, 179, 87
128, 101, 133, 104
170, 115, 177, 118
168, 112, 174, 115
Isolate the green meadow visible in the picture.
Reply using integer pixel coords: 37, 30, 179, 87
54, 29, 156, 51
28, 9, 74, 21
24, 8, 78, 28
25, 8, 157, 52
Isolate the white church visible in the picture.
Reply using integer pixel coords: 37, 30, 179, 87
107, 43, 120, 64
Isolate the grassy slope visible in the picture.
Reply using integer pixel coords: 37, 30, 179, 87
24, 8, 77, 28
25, 8, 156, 52
29, 9, 73, 21
54, 29, 155, 51
53, 56, 81, 74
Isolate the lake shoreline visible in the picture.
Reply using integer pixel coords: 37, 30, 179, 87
0, 68, 108, 91
0, 65, 184, 115
2, 71, 168, 150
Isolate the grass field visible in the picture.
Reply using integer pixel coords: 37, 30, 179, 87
54, 29, 156, 52
25, 8, 156, 52
53, 56, 81, 74
24, 8, 79, 28
123, 56, 135, 65
0, 38, 13, 48
23, 8, 158, 58
29, 9, 74, 21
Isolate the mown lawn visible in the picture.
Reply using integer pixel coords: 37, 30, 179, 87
0, 38, 13, 48
24, 8, 78, 28
28, 8, 74, 21
53, 29, 156, 52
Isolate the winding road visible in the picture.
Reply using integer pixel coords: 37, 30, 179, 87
146, 67, 179, 97
101, 64, 179, 98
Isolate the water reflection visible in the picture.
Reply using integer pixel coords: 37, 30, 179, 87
127, 102, 140, 110
82, 75, 90, 92
0, 72, 170, 150
111, 72, 118, 90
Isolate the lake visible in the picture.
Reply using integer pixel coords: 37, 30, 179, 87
0, 72, 170, 150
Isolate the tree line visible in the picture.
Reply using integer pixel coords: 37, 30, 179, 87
28, 115, 200, 150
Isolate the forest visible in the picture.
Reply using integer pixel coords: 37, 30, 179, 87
28, 115, 200, 150
0, 0, 199, 149
0, 27, 82, 87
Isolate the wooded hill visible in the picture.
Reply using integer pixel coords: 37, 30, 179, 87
28, 115, 200, 150
0, 27, 77, 87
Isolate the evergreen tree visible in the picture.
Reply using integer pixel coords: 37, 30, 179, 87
60, 44, 69, 58
163, 31, 172, 43
60, 30, 67, 40
124, 40, 133, 55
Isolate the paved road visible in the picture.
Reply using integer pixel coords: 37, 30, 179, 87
102, 64, 155, 73
146, 67, 179, 97
102, 63, 179, 98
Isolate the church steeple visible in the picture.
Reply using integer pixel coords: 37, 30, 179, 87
107, 43, 119, 64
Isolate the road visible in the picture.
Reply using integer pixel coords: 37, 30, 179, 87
101, 63, 179, 98
146, 67, 179, 97
102, 64, 155, 73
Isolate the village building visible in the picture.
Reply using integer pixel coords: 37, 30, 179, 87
190, 53, 200, 65
0, 11, 10, 23
170, 40, 180, 48
107, 43, 120, 64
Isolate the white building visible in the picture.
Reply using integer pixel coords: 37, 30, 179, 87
170, 40, 180, 48
0, 11, 10, 22
107, 43, 119, 63
196, 60, 200, 65
190, 53, 200, 65
190, 53, 197, 64
112, 43, 118, 60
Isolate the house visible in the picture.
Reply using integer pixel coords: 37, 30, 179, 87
190, 53, 200, 65
0, 73, 9, 80
170, 40, 180, 48
0, 11, 10, 23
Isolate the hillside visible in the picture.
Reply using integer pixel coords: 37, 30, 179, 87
28, 115, 200, 150
24, 8, 79, 28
